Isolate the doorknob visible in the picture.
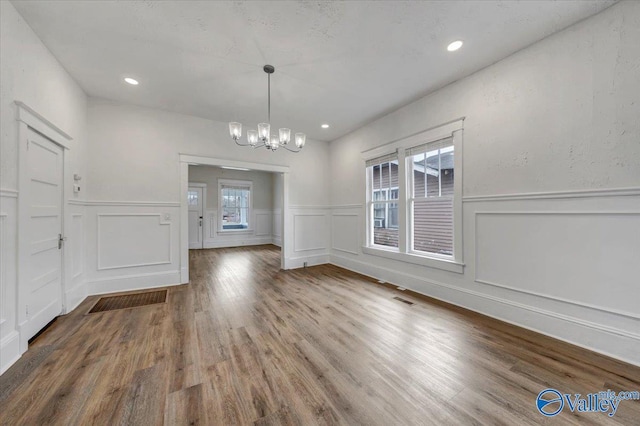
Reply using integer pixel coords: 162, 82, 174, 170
58, 234, 67, 249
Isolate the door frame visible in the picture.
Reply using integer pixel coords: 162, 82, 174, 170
16, 101, 72, 353
187, 182, 207, 249
179, 155, 290, 284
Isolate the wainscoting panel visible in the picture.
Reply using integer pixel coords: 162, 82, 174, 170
64, 204, 87, 314
331, 214, 360, 255
97, 214, 172, 270
255, 210, 272, 237
273, 209, 282, 247
85, 203, 181, 295
205, 209, 216, 244
293, 213, 328, 252
71, 214, 84, 279
475, 211, 640, 317
0, 190, 19, 374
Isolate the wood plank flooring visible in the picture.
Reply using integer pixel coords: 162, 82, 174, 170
1, 244, 639, 425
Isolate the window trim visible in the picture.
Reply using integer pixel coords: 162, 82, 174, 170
363, 120, 464, 273
218, 179, 253, 233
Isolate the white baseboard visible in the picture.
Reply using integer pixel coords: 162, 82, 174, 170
330, 253, 640, 367
202, 236, 273, 249
0, 330, 21, 375
86, 270, 182, 295
285, 253, 330, 270
64, 281, 87, 314
272, 237, 282, 247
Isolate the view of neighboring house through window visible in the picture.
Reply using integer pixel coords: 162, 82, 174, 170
408, 138, 454, 256
368, 155, 399, 248
366, 132, 458, 262
219, 180, 251, 230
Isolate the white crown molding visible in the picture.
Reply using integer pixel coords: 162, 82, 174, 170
463, 187, 640, 202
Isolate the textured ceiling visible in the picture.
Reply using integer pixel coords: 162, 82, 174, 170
12, 0, 615, 141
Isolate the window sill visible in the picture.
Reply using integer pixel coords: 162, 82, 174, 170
218, 229, 254, 235
361, 246, 465, 274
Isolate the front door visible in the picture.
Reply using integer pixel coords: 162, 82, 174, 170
188, 186, 204, 249
24, 128, 64, 340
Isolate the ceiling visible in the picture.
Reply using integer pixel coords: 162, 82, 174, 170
12, 0, 615, 142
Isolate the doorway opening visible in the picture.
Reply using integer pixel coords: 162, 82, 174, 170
179, 155, 290, 284
187, 165, 282, 252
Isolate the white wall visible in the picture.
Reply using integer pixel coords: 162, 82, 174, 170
85, 98, 331, 291
189, 165, 273, 210
0, 1, 88, 374
188, 165, 275, 248
328, 1, 640, 365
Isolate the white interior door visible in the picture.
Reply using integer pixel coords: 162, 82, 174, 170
188, 186, 204, 249
23, 128, 64, 340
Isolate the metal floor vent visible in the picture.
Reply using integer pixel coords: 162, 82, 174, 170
393, 296, 414, 306
89, 290, 167, 314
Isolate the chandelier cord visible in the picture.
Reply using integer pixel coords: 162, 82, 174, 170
267, 72, 271, 123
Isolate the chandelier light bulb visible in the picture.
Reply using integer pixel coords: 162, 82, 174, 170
258, 123, 270, 142
295, 133, 306, 148
270, 135, 280, 151
279, 128, 291, 145
229, 122, 242, 140
247, 129, 258, 146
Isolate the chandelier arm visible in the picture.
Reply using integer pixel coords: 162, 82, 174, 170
233, 139, 252, 147
281, 145, 301, 153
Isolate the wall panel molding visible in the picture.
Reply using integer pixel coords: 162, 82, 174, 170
331, 213, 360, 255
97, 213, 172, 270
463, 187, 640, 202
293, 213, 328, 252
70, 200, 180, 207
474, 210, 640, 320
0, 213, 6, 326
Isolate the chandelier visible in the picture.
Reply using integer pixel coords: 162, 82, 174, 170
229, 65, 305, 152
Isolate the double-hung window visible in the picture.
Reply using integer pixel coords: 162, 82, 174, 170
219, 179, 252, 231
364, 122, 463, 273
407, 137, 454, 257
366, 153, 399, 249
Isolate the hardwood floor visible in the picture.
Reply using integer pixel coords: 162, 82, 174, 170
1, 244, 639, 425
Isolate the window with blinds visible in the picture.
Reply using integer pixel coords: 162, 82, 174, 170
366, 152, 399, 249
407, 137, 454, 256
219, 180, 252, 230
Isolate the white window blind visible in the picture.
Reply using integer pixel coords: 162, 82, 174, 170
406, 136, 453, 156
366, 151, 398, 168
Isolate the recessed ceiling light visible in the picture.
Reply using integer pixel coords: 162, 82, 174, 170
321, 124, 330, 129
447, 40, 463, 52
124, 77, 139, 85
